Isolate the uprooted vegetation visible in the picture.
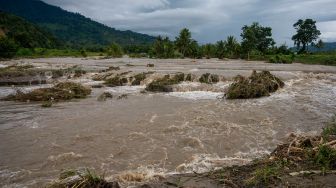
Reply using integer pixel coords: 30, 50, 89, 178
226, 70, 284, 99
145, 73, 186, 92
3, 82, 91, 102
199, 73, 220, 84
0, 65, 47, 85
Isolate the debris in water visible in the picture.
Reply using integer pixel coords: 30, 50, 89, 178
225, 70, 284, 99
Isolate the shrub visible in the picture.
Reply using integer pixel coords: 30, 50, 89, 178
147, 64, 154, 67
185, 73, 192, 81
41, 101, 53, 108
268, 55, 293, 64
315, 145, 336, 171
226, 71, 284, 99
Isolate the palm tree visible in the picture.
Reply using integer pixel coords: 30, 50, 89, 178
175, 28, 192, 57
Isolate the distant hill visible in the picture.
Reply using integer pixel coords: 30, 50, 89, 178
0, 0, 155, 48
0, 12, 61, 48
308, 42, 336, 52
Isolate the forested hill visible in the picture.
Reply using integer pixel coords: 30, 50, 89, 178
0, 12, 61, 48
0, 0, 155, 48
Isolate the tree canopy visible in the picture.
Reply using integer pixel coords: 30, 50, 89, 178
292, 19, 321, 53
241, 22, 275, 59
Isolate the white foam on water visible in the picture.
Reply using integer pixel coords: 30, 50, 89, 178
0, 64, 8, 68
0, 84, 53, 98
105, 85, 145, 94
166, 91, 223, 100
175, 154, 252, 174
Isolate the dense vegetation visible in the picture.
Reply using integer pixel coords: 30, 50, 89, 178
0, 0, 155, 49
0, 0, 335, 66
0, 12, 61, 49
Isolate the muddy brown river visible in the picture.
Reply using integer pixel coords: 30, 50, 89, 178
1, 58, 336, 187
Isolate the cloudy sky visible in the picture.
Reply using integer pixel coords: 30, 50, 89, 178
42, 0, 336, 45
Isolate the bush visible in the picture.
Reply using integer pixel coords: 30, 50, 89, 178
147, 64, 154, 67
199, 73, 219, 84
106, 43, 123, 58
104, 75, 128, 87
268, 55, 293, 64
226, 71, 284, 99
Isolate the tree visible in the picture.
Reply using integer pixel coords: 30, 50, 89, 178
292, 19, 321, 53
106, 43, 123, 58
175, 28, 193, 57
0, 37, 18, 59
216, 40, 226, 59
315, 39, 324, 49
241, 22, 275, 60
152, 36, 175, 58
202, 44, 215, 59
225, 36, 240, 58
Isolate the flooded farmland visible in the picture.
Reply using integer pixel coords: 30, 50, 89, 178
1, 58, 336, 187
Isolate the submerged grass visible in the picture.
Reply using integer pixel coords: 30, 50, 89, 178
3, 82, 91, 102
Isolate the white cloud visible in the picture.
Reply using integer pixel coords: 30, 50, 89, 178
42, 0, 336, 45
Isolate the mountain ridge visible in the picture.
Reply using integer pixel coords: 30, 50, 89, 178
0, 0, 155, 48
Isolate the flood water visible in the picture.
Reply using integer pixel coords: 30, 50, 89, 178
1, 58, 336, 187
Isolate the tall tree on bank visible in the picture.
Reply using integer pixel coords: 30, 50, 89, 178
175, 28, 193, 57
292, 19, 321, 53
241, 22, 275, 60
216, 40, 226, 59
225, 36, 240, 58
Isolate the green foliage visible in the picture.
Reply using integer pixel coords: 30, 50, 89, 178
295, 54, 336, 66
0, 37, 18, 58
247, 165, 280, 186
0, 0, 155, 48
225, 36, 240, 58
241, 22, 275, 59
292, 19, 321, 53
226, 71, 284, 99
0, 12, 61, 49
151, 36, 175, 58
314, 145, 336, 171
202, 44, 216, 59
269, 55, 293, 64
106, 43, 123, 58
322, 115, 336, 139
216, 40, 226, 59
175, 28, 194, 57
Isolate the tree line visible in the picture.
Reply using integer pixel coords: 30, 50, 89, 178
149, 18, 322, 60
0, 18, 323, 59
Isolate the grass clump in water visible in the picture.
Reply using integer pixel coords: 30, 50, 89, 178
4, 82, 91, 102
146, 74, 184, 92
41, 101, 53, 108
97, 92, 113, 101
199, 73, 219, 84
104, 75, 128, 87
48, 169, 120, 188
147, 63, 154, 67
131, 73, 147, 85
226, 70, 284, 99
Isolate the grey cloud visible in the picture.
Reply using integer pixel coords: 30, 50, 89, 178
42, 0, 336, 44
